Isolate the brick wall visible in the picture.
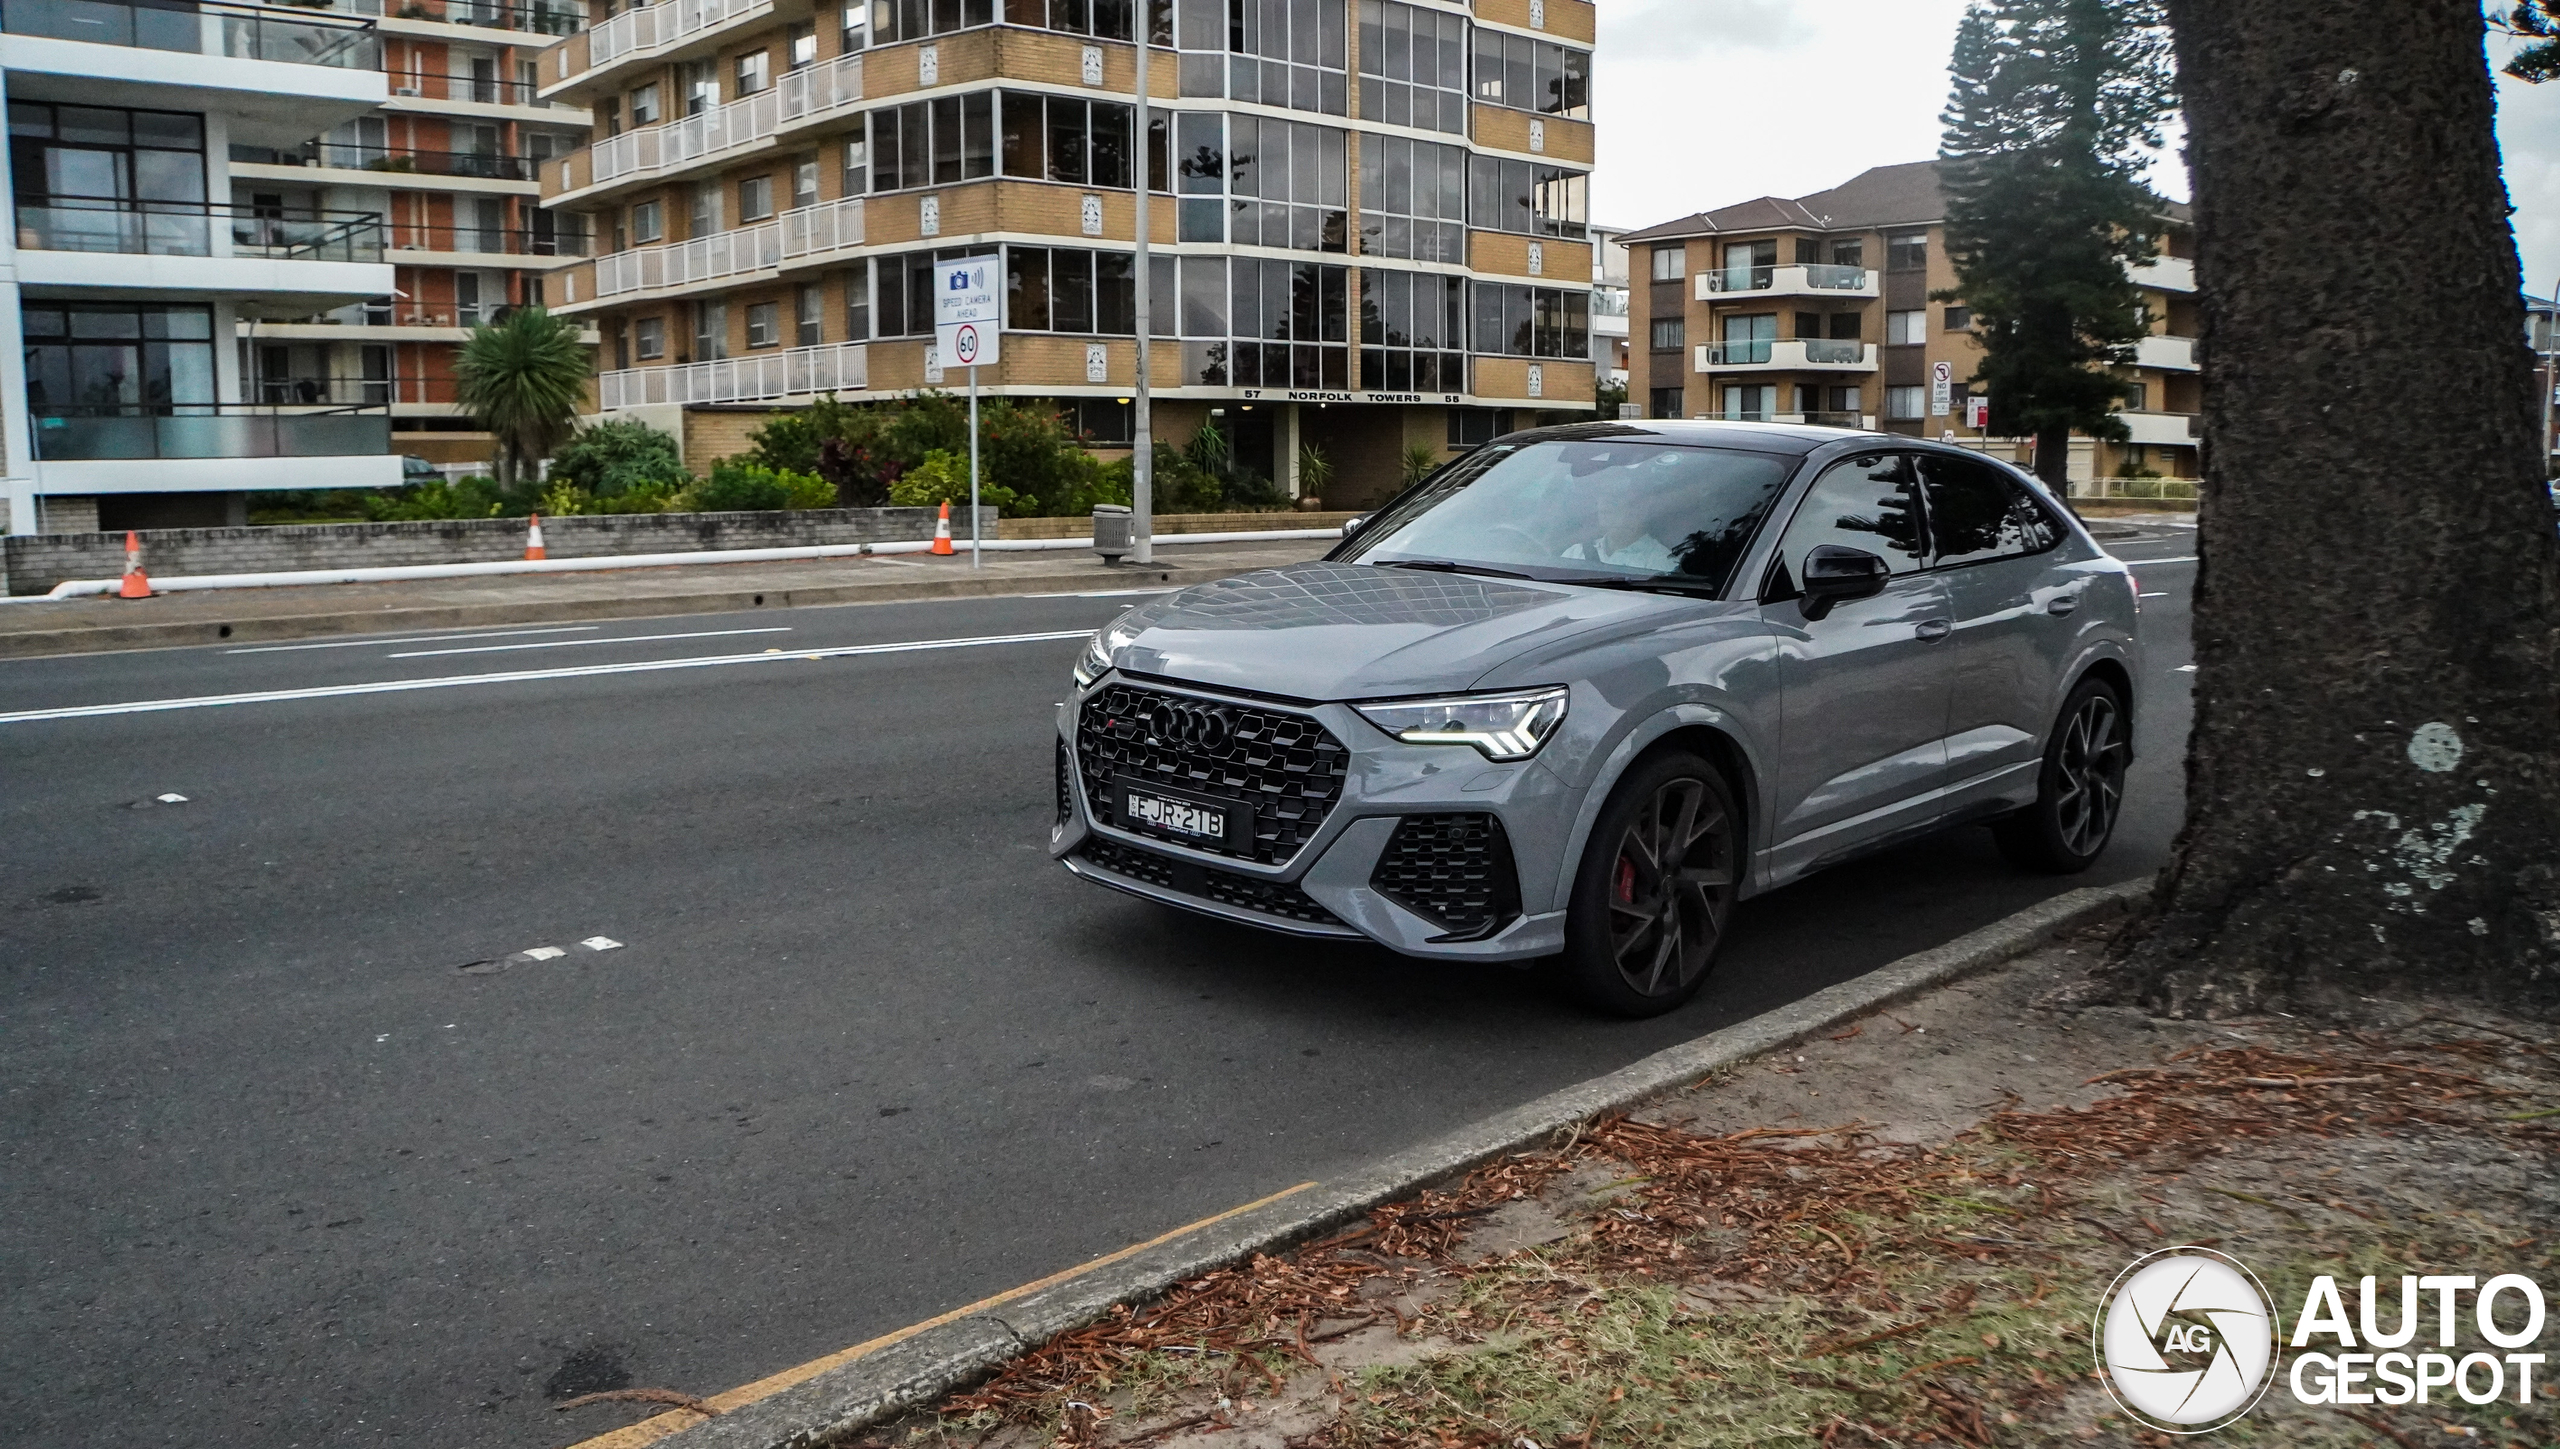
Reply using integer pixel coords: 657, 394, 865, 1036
2, 507, 996, 595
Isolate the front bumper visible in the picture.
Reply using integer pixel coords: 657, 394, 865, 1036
1051, 676, 1576, 963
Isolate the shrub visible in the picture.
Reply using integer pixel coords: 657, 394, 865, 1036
683, 460, 835, 511
888, 449, 1025, 514
362, 475, 506, 520
550, 419, 688, 499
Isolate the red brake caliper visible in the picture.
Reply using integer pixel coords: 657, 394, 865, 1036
1616, 857, 1636, 904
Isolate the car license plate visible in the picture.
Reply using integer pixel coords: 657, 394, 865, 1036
1116, 777, 1244, 849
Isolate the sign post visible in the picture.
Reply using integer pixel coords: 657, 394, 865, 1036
1930, 360, 1954, 419
935, 257, 1002, 569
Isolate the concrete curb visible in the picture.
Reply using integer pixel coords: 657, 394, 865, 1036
659, 877, 2154, 1449
0, 561, 1220, 661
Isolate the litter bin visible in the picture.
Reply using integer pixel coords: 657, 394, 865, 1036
1092, 503, 1134, 565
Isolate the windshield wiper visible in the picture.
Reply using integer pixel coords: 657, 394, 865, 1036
1544, 575, 1727, 598
1370, 559, 1541, 581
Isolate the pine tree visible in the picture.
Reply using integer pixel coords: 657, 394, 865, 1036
1937, 0, 2177, 485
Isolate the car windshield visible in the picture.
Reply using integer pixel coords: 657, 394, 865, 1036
1336, 439, 1796, 596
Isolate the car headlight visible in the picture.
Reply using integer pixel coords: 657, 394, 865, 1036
1353, 686, 1569, 761
1072, 613, 1146, 689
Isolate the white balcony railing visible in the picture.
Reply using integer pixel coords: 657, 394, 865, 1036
588, 0, 766, 68
593, 197, 865, 298
585, 53, 862, 188
1695, 339, 1879, 372
598, 342, 868, 409
2133, 333, 2197, 371
2127, 255, 2196, 294
2114, 410, 2199, 447
1697, 264, 1878, 300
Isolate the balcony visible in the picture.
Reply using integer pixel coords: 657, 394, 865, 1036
32, 404, 392, 461
1696, 263, 1878, 301
1694, 338, 1878, 373
577, 53, 862, 193
2, 0, 382, 68
2127, 255, 2196, 294
2133, 333, 2197, 372
386, 221, 591, 258
289, 141, 538, 181
2115, 410, 2199, 447
386, 68, 577, 109
591, 197, 863, 299
597, 342, 868, 410
329, 0, 584, 34
17, 196, 384, 261
579, 0, 768, 75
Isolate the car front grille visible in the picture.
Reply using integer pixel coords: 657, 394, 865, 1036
1075, 836, 1344, 927
1055, 738, 1072, 826
1075, 682, 1349, 867
1369, 813, 1522, 940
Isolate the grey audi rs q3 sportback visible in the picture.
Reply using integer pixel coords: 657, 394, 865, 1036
1052, 421, 2140, 1017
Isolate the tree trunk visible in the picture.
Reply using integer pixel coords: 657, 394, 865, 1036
2112, 0, 2560, 1016
2035, 424, 2072, 487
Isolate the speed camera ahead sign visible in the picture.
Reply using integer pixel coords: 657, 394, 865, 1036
935, 257, 1001, 369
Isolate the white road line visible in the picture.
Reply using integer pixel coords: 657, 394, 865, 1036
227, 625, 602, 654
385, 626, 792, 659
2139, 591, 2170, 598
0, 629, 1092, 725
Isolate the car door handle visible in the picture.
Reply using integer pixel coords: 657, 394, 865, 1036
1915, 619, 1953, 642
2047, 592, 2081, 616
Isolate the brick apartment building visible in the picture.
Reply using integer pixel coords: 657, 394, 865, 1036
1622, 160, 2201, 495
525, 0, 1601, 506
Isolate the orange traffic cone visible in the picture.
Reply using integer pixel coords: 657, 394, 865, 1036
117, 531, 152, 598
525, 512, 547, 561
929, 500, 955, 556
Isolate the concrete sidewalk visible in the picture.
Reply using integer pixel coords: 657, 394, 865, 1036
0, 537, 1332, 659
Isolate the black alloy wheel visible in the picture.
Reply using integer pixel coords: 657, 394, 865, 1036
1560, 751, 1741, 1017
1994, 678, 2129, 873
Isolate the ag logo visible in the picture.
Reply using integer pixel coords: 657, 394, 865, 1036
2094, 1248, 2281, 1433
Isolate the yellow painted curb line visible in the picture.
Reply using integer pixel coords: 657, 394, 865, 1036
563, 1180, 1320, 1449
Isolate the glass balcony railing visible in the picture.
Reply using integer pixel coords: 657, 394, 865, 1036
1801, 339, 1866, 364
1704, 338, 1774, 365
0, 0, 383, 68
329, 0, 584, 34
1708, 266, 1773, 293
15, 196, 386, 261
389, 221, 590, 256
32, 405, 392, 460
1801, 264, 1872, 290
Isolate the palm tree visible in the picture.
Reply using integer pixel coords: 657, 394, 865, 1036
453, 306, 588, 487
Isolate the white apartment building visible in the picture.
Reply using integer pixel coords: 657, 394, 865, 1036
2, 0, 401, 533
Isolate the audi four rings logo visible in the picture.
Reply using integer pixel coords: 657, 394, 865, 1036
1149, 701, 1233, 749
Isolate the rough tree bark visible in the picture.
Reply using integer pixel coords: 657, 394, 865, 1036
2113, 0, 2560, 1015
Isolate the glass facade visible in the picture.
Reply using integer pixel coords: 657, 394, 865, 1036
1357, 132, 1464, 263
1174, 0, 1348, 116
1360, 267, 1465, 394
1356, 0, 1466, 134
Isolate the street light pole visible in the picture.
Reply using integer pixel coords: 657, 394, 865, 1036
1130, 4, 1154, 565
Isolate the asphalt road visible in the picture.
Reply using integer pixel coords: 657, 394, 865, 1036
0, 525, 2198, 1448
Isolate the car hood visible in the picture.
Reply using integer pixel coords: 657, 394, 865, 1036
1106, 560, 1703, 700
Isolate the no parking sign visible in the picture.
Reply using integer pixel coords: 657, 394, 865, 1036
934, 258, 1002, 369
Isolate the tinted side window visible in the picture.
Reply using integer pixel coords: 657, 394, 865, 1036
1917, 454, 2060, 566
1771, 453, 1926, 589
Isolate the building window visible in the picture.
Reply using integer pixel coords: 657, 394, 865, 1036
1648, 386, 1683, 420
1008, 245, 1139, 334
683, 59, 718, 116
694, 299, 729, 360
1943, 304, 1971, 330
1164, 256, 1349, 388
793, 155, 821, 210
1469, 282, 1589, 359
1357, 0, 1467, 134
1830, 239, 1865, 269
787, 21, 816, 69
1173, 0, 1348, 116
1066, 396, 1135, 444
841, 2, 869, 50
630, 83, 660, 124
844, 265, 872, 339
630, 199, 663, 243
689, 181, 722, 237
796, 283, 823, 346
1720, 384, 1775, 421
1448, 409, 1502, 449
1466, 155, 1585, 240
1172, 111, 1348, 252
746, 301, 780, 348
1886, 384, 1925, 419
740, 174, 774, 221
871, 247, 997, 337
842, 115, 869, 194
736, 48, 770, 94
1649, 318, 1684, 352
8, 104, 207, 247
1886, 232, 1928, 272
1357, 133, 1465, 264
1010, 0, 1153, 41
1650, 246, 1685, 283
1886, 309, 1926, 346
1469, 29, 1589, 117
999, 92, 1136, 188
635, 315, 666, 358
21, 303, 215, 415
873, 0, 997, 42
869, 94, 997, 192
1360, 266, 1466, 394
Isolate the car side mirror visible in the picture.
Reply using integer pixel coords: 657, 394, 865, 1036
1341, 514, 1369, 537
1798, 544, 1890, 621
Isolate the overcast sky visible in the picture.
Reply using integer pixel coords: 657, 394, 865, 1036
1591, 0, 2560, 303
